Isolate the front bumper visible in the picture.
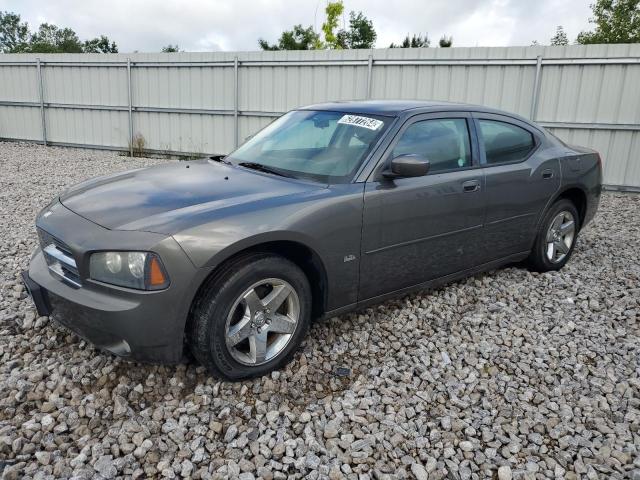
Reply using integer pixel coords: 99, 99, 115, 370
25, 249, 185, 363
23, 201, 209, 364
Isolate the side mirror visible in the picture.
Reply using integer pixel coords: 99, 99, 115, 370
383, 154, 430, 178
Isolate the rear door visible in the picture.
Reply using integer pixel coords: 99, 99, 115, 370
474, 113, 560, 260
359, 112, 486, 301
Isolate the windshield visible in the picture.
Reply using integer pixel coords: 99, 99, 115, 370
226, 110, 391, 183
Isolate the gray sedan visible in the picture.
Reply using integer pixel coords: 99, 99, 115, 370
23, 100, 602, 379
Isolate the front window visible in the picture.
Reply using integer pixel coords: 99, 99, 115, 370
392, 118, 472, 173
227, 110, 391, 183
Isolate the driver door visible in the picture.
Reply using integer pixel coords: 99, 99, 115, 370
359, 112, 486, 301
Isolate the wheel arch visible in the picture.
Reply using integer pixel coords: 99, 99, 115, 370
552, 186, 588, 228
187, 238, 329, 325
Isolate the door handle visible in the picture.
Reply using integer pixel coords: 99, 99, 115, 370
542, 169, 554, 179
462, 180, 480, 192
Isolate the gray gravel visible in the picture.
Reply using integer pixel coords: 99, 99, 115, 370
1, 141, 639, 480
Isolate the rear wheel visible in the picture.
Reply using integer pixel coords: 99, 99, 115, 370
528, 199, 579, 272
187, 253, 311, 380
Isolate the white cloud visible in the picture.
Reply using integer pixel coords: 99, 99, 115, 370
4, 0, 593, 52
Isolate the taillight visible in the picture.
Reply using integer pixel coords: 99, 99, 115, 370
595, 152, 602, 171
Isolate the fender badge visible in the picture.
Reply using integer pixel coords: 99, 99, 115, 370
343, 254, 356, 263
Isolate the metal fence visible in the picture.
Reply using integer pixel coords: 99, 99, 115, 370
1, 44, 639, 189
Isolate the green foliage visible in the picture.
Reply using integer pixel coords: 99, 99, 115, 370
0, 11, 118, 53
322, 1, 344, 49
258, 25, 321, 50
337, 11, 376, 49
28, 23, 83, 53
577, 0, 640, 44
390, 33, 430, 48
439, 35, 453, 47
84, 35, 118, 53
0, 11, 29, 52
258, 3, 376, 50
550, 25, 569, 45
161, 44, 181, 53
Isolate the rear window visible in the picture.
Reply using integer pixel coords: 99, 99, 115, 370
478, 120, 536, 164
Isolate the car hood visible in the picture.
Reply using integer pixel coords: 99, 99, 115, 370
60, 159, 323, 234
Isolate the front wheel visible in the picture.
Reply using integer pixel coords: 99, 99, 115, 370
187, 253, 312, 380
527, 199, 579, 272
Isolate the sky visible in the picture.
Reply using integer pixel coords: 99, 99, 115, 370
1, 0, 594, 52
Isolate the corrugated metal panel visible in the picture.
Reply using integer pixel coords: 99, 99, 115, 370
45, 109, 128, 147
43, 65, 128, 106
0, 45, 639, 187
134, 112, 235, 154
132, 66, 234, 110
0, 65, 39, 102
0, 106, 42, 140
536, 64, 640, 124
240, 64, 368, 111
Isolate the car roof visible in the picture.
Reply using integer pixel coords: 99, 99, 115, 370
298, 100, 521, 118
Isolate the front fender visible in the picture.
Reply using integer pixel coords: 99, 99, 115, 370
172, 183, 365, 311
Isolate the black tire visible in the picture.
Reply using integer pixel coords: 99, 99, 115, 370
187, 253, 311, 380
527, 198, 580, 272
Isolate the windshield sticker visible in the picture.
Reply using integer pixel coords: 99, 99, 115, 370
338, 115, 383, 130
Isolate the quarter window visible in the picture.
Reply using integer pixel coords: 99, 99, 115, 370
478, 120, 535, 165
392, 119, 471, 173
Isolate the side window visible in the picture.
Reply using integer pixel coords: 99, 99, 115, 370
478, 120, 535, 165
392, 119, 471, 173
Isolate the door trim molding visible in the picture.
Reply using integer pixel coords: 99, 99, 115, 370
364, 224, 483, 255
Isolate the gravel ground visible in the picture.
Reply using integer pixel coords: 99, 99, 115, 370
0, 141, 639, 480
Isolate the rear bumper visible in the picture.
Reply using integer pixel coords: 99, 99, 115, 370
24, 244, 201, 364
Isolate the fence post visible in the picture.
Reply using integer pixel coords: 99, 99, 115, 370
366, 54, 373, 99
127, 58, 134, 157
530, 55, 543, 121
234, 56, 239, 149
36, 58, 47, 146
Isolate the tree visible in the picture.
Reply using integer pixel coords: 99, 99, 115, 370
390, 33, 430, 48
258, 24, 321, 50
322, 1, 344, 48
336, 11, 376, 49
0, 11, 118, 53
0, 11, 29, 52
550, 25, 569, 45
84, 35, 118, 53
161, 44, 181, 52
258, 2, 376, 50
577, 0, 640, 44
27, 23, 84, 53
439, 35, 453, 47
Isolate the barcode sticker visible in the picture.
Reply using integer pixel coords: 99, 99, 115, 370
337, 114, 383, 130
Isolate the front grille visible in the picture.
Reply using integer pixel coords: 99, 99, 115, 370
38, 229, 82, 288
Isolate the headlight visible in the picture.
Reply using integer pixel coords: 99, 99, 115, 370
89, 251, 169, 290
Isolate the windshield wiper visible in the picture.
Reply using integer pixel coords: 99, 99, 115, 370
210, 154, 231, 165
238, 162, 291, 178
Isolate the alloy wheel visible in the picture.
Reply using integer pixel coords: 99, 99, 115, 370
545, 210, 576, 263
225, 278, 300, 366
